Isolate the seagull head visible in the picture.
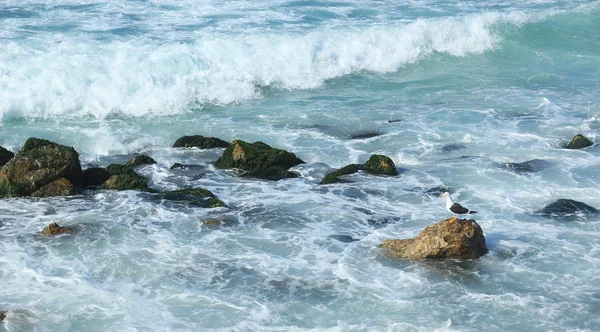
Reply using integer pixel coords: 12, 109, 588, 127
439, 192, 450, 197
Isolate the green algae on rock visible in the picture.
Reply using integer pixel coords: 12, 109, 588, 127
565, 134, 593, 149
173, 135, 230, 149
320, 164, 362, 184
158, 188, 227, 208
363, 154, 398, 176
125, 155, 157, 167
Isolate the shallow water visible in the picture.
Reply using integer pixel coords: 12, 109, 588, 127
1, 0, 600, 331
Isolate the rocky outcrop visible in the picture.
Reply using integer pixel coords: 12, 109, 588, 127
565, 134, 593, 149
158, 188, 226, 208
537, 199, 598, 216
500, 159, 550, 173
214, 140, 304, 180
99, 164, 149, 191
320, 164, 362, 184
81, 167, 111, 187
42, 222, 73, 236
320, 154, 398, 184
0, 146, 14, 167
0, 138, 82, 198
363, 154, 398, 176
173, 135, 229, 149
31, 178, 77, 197
381, 218, 488, 259
125, 155, 156, 167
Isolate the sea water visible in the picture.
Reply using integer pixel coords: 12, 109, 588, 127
0, 0, 599, 331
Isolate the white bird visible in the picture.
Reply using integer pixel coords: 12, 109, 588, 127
440, 192, 477, 221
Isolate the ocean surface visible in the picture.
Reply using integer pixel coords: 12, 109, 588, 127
1, 0, 600, 331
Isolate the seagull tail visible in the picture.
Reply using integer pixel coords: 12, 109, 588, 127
468, 210, 477, 214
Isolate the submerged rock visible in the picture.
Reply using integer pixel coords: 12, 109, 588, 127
381, 218, 488, 259
81, 167, 111, 187
328, 234, 359, 243
125, 155, 156, 167
0, 138, 83, 198
363, 154, 398, 176
100, 164, 149, 191
158, 188, 226, 208
565, 134, 593, 149
500, 159, 550, 173
349, 132, 381, 139
173, 135, 229, 149
0, 310, 5, 323
203, 218, 235, 227
441, 144, 467, 152
0, 146, 14, 167
31, 178, 77, 197
42, 222, 73, 236
214, 140, 304, 180
537, 199, 598, 216
170, 163, 184, 170
320, 164, 362, 184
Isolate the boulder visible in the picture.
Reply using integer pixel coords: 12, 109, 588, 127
158, 188, 226, 208
0, 146, 14, 167
363, 154, 398, 176
81, 167, 111, 187
565, 134, 593, 149
0, 138, 82, 198
100, 164, 149, 191
381, 218, 488, 259
173, 135, 229, 149
214, 140, 304, 180
320, 164, 362, 184
537, 199, 598, 216
170, 163, 184, 170
31, 178, 77, 197
125, 155, 156, 167
42, 222, 73, 236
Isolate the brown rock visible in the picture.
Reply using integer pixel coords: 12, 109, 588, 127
381, 218, 488, 259
31, 178, 77, 197
0, 311, 5, 323
42, 222, 73, 236
203, 219, 234, 227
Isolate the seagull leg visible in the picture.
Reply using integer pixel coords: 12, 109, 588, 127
449, 215, 457, 223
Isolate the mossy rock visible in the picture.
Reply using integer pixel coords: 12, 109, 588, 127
565, 134, 593, 149
0, 146, 14, 167
170, 163, 184, 170
363, 154, 398, 176
106, 164, 131, 175
100, 174, 148, 191
214, 140, 304, 180
0, 138, 82, 198
173, 135, 230, 149
125, 155, 156, 167
158, 188, 226, 208
31, 178, 77, 197
42, 222, 73, 236
81, 167, 111, 187
320, 164, 362, 184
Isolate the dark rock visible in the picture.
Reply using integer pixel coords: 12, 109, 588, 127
214, 140, 304, 180
158, 188, 226, 208
565, 134, 593, 149
170, 163, 184, 170
125, 155, 156, 167
100, 173, 148, 191
500, 159, 550, 173
0, 311, 5, 323
31, 178, 77, 197
388, 119, 402, 123
106, 164, 130, 175
0, 146, 14, 167
537, 199, 598, 216
328, 235, 359, 243
0, 138, 82, 198
363, 154, 398, 176
42, 222, 73, 236
381, 218, 488, 259
441, 144, 467, 152
320, 164, 362, 184
81, 167, 111, 187
173, 135, 229, 149
349, 132, 381, 139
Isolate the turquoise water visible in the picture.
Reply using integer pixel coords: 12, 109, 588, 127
1, 1, 599, 331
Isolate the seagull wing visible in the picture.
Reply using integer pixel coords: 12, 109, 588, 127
449, 203, 470, 214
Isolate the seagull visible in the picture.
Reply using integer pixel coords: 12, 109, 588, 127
440, 192, 477, 222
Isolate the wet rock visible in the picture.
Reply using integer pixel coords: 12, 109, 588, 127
565, 134, 593, 149
388, 119, 402, 123
363, 154, 398, 176
381, 218, 488, 259
0, 311, 4, 323
0, 146, 14, 167
125, 155, 156, 167
349, 132, 381, 139
158, 188, 226, 208
203, 218, 235, 227
170, 163, 184, 170
500, 159, 550, 173
320, 164, 362, 184
42, 222, 73, 236
173, 135, 230, 149
537, 199, 598, 216
81, 167, 111, 187
441, 144, 467, 152
100, 164, 149, 191
328, 235, 359, 243
214, 140, 304, 180
0, 138, 83, 198
31, 178, 77, 197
